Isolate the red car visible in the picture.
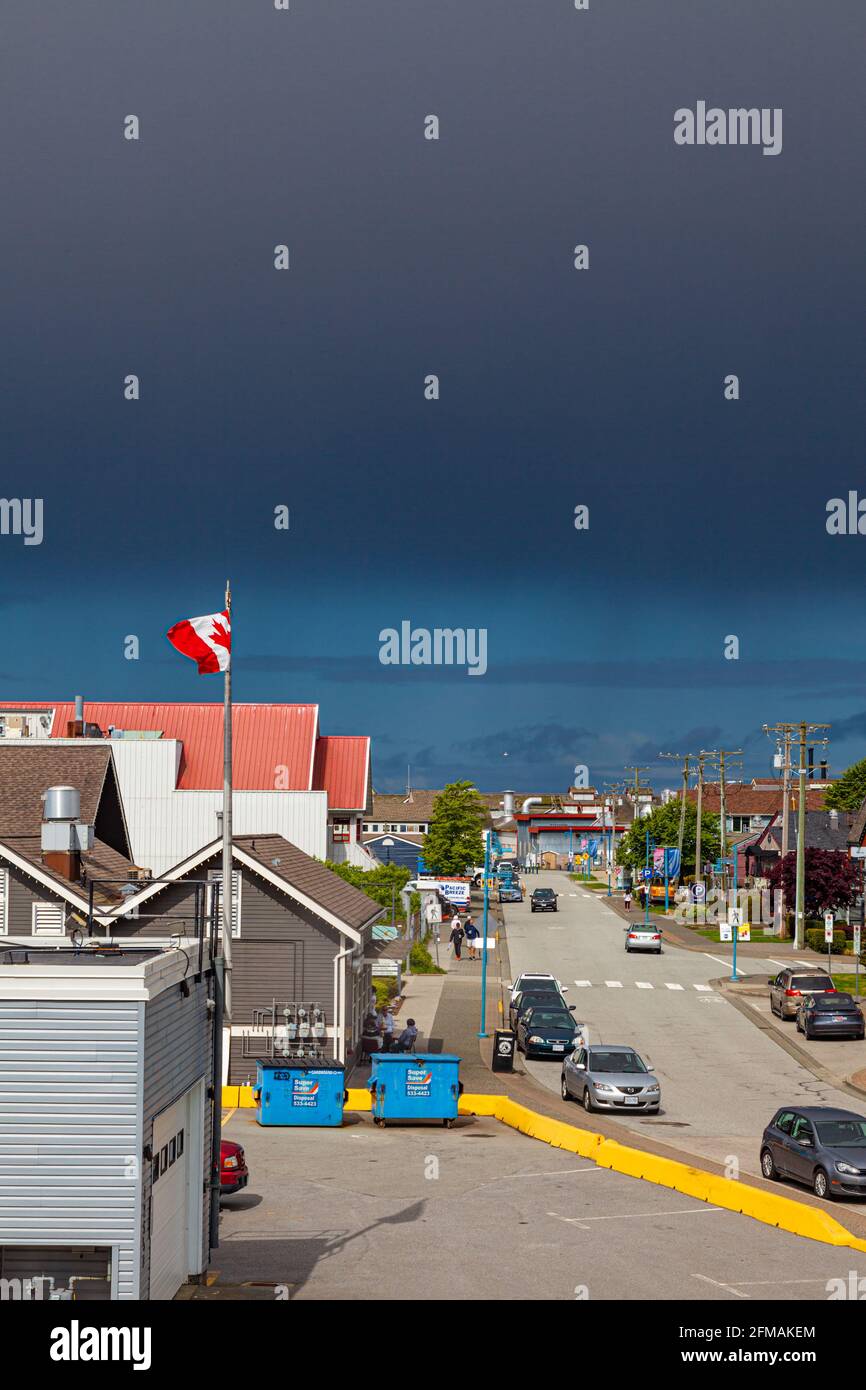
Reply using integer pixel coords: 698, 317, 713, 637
219, 1139, 249, 1195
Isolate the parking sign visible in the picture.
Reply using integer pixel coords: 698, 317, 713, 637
824, 912, 835, 944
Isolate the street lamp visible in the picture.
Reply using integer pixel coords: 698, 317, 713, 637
478, 829, 491, 1038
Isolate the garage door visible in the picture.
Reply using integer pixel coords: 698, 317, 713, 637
150, 1091, 193, 1301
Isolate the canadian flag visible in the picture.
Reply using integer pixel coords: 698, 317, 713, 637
167, 609, 231, 674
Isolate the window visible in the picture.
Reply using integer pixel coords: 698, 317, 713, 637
775, 1111, 795, 1134
32, 902, 65, 936
207, 869, 241, 937
0, 868, 7, 935
790, 1117, 815, 1145
332, 819, 350, 843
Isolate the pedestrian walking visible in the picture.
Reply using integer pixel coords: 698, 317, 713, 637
623, 887, 632, 912
464, 916, 479, 960
449, 919, 465, 960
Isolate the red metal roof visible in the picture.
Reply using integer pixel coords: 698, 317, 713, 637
312, 735, 370, 811
6, 701, 320, 792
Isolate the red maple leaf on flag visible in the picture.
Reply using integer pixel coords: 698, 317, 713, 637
209, 615, 231, 653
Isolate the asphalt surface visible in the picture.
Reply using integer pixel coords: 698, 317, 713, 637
504, 873, 865, 1177
213, 1106, 863, 1301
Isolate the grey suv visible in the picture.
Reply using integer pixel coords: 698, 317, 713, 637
768, 967, 834, 1020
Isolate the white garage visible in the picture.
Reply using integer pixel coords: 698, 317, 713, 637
149, 1083, 204, 1301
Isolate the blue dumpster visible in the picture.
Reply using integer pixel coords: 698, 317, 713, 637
369, 1053, 462, 1127
254, 1059, 346, 1126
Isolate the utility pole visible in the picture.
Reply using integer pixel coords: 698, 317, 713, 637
763, 724, 793, 935
702, 749, 743, 895
660, 752, 691, 881
764, 722, 830, 948
603, 781, 622, 896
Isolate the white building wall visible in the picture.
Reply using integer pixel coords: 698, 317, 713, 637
105, 741, 328, 873
0, 999, 143, 1299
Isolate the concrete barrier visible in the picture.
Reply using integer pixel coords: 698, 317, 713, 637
456, 1093, 866, 1254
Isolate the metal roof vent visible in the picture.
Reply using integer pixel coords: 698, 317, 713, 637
42, 786, 81, 822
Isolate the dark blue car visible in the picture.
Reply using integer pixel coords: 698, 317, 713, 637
796, 992, 865, 1041
761, 1106, 866, 1199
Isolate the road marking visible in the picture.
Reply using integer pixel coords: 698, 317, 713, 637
665, 982, 685, 991
693, 983, 712, 992
222, 1107, 238, 1123
692, 1273, 750, 1299
635, 982, 653, 990
769, 959, 789, 968
704, 953, 731, 968
574, 979, 592, 987
605, 980, 623, 988
549, 1206, 723, 1225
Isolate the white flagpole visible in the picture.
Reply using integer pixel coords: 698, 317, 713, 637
222, 579, 233, 1021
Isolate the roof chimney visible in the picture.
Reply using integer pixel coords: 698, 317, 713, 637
41, 785, 93, 881
66, 695, 85, 739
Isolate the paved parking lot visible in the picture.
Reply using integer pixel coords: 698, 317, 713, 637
210, 1105, 865, 1301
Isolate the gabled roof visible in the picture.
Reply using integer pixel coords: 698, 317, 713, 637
106, 833, 383, 940
312, 735, 370, 811
4, 701, 320, 792
0, 744, 115, 836
0, 835, 134, 908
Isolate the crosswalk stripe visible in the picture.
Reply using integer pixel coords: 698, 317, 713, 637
693, 984, 712, 992
605, 981, 623, 988
635, 982, 653, 990
573, 979, 592, 987
665, 983, 685, 991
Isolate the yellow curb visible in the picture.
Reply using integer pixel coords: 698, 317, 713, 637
457, 1093, 866, 1254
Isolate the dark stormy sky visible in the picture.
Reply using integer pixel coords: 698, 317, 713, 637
1, 1, 865, 793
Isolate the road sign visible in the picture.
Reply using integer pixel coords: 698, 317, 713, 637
692, 883, 706, 903
720, 923, 732, 942
854, 925, 862, 955
824, 912, 835, 944
729, 908, 743, 928
642, 868, 652, 881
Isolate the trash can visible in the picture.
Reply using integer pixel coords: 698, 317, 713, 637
369, 1053, 462, 1127
491, 1029, 515, 1072
254, 1059, 346, 1126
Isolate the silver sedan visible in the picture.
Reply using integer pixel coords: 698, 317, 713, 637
561, 1044, 661, 1114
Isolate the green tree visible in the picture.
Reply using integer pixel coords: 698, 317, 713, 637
422, 780, 486, 875
824, 757, 866, 812
322, 860, 413, 919
615, 800, 721, 877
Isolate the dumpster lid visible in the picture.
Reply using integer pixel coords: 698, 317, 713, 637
254, 1058, 345, 1072
370, 1053, 461, 1065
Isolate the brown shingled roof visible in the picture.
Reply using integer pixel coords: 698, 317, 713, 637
0, 744, 114, 835
234, 834, 382, 932
686, 783, 829, 814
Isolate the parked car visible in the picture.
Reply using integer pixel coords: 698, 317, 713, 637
760, 1106, 866, 1199
499, 881, 523, 904
508, 972, 568, 1002
796, 992, 865, 1041
768, 967, 835, 1020
624, 924, 662, 954
530, 888, 558, 913
516, 1004, 585, 1058
561, 1044, 661, 1114
219, 1139, 249, 1195
509, 988, 572, 1032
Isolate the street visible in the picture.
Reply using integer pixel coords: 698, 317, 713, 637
213, 1105, 862, 1301
503, 873, 863, 1175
